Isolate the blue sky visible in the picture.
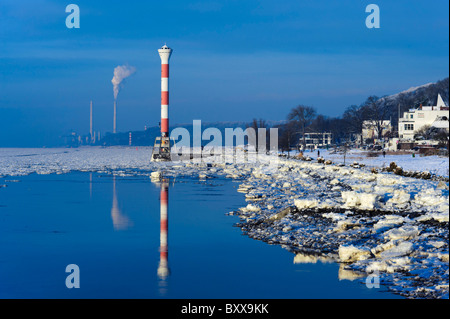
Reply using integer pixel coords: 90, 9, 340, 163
0, 0, 448, 146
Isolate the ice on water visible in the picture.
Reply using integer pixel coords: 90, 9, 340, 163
0, 146, 448, 298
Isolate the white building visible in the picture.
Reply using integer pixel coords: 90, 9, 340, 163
298, 132, 333, 149
399, 94, 449, 140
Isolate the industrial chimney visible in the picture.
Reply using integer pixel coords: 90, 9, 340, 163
113, 100, 117, 134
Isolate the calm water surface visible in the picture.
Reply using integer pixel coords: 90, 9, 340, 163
0, 172, 401, 298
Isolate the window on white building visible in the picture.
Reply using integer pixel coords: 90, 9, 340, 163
404, 124, 414, 131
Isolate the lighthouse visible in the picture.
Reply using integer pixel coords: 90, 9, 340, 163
152, 44, 173, 161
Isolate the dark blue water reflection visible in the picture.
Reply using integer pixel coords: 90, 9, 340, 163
0, 172, 401, 298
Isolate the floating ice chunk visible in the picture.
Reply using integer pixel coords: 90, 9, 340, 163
388, 256, 411, 267
237, 184, 252, 193
429, 241, 446, 249
365, 260, 388, 273
269, 206, 295, 220
428, 211, 449, 223
371, 239, 400, 256
342, 191, 379, 210
384, 225, 419, 241
377, 176, 399, 186
245, 192, 264, 201
322, 212, 346, 221
437, 202, 449, 215
330, 179, 340, 185
366, 256, 411, 273
378, 241, 413, 259
294, 199, 319, 209
414, 188, 448, 210
438, 253, 449, 263
282, 182, 291, 188
363, 175, 377, 182
251, 169, 268, 179
386, 190, 411, 207
338, 245, 372, 262
436, 181, 449, 190
351, 184, 374, 193
279, 166, 291, 172
319, 199, 338, 209
416, 210, 449, 223
241, 204, 261, 212
373, 215, 405, 231
436, 180, 448, 190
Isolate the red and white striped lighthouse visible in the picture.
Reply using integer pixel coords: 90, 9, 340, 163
157, 180, 169, 280
151, 44, 173, 161
158, 44, 172, 137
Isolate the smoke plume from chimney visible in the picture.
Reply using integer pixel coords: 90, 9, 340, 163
111, 65, 136, 100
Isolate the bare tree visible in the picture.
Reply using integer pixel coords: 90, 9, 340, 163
343, 104, 367, 135
363, 96, 390, 140
287, 105, 317, 150
414, 124, 433, 140
309, 114, 329, 133
277, 121, 297, 154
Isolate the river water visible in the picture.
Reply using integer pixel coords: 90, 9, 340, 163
0, 172, 401, 298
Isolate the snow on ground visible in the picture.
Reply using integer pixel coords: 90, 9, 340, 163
0, 147, 448, 299
290, 148, 449, 178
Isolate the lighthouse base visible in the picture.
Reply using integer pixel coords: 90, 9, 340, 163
151, 136, 171, 161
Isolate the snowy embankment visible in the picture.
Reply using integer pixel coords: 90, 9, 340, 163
0, 147, 448, 299
299, 148, 449, 178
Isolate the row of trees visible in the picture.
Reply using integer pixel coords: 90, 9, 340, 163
274, 95, 392, 151
247, 77, 449, 152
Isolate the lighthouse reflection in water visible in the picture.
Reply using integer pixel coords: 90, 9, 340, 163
156, 178, 170, 294
109, 174, 170, 295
